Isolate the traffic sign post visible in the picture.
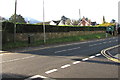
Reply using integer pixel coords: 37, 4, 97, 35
106, 26, 115, 36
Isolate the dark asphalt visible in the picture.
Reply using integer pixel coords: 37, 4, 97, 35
1, 37, 120, 79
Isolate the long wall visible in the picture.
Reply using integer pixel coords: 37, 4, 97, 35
15, 31, 105, 41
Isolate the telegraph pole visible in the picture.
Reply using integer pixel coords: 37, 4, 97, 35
14, 0, 17, 43
79, 9, 81, 21
43, 0, 46, 43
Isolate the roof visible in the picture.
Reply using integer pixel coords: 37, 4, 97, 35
52, 20, 61, 25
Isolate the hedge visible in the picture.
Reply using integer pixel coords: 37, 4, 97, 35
2, 22, 106, 33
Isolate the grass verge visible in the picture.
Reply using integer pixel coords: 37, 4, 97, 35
3, 33, 112, 50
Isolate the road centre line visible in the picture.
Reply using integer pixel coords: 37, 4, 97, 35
61, 64, 71, 69
96, 54, 101, 56
73, 61, 81, 64
98, 43, 102, 45
93, 44, 97, 46
89, 56, 95, 59
103, 42, 107, 43
44, 53, 102, 75
54, 47, 80, 53
82, 58, 89, 61
89, 43, 102, 47
45, 69, 58, 74
89, 45, 94, 46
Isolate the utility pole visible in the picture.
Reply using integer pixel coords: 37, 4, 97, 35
79, 9, 81, 21
43, 0, 46, 43
14, 0, 17, 43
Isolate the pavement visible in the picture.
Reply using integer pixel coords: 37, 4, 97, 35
0, 37, 120, 80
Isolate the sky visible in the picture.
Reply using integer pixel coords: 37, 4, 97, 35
0, 0, 119, 24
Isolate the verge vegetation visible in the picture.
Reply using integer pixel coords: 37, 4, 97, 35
3, 32, 112, 50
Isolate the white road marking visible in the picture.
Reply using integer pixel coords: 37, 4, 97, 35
61, 64, 71, 69
98, 43, 102, 45
73, 61, 81, 64
94, 44, 97, 45
45, 69, 58, 74
25, 75, 47, 80
89, 45, 94, 47
0, 56, 35, 64
0, 51, 5, 53
44, 53, 103, 74
12, 58, 20, 61
103, 42, 107, 44
96, 54, 101, 56
55, 50, 67, 53
0, 54, 3, 56
21, 56, 35, 59
89, 43, 102, 46
55, 47, 80, 53
89, 56, 95, 59
82, 58, 89, 61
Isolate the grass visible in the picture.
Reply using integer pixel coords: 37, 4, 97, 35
45, 33, 110, 44
3, 33, 112, 50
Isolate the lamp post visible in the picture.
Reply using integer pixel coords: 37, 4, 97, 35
43, 0, 46, 43
14, 0, 17, 43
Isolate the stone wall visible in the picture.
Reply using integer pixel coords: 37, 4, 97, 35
15, 31, 105, 41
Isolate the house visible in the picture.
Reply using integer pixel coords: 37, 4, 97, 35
50, 15, 74, 26
0, 16, 6, 22
91, 22, 97, 26
50, 20, 66, 25
78, 17, 91, 26
58, 20, 66, 25
50, 20, 60, 25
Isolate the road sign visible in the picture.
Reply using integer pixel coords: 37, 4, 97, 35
106, 26, 114, 32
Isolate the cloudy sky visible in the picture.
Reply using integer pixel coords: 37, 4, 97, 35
0, 0, 119, 23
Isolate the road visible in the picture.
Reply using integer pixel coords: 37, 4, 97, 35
0, 37, 120, 80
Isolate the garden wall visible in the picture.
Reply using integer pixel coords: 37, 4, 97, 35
15, 31, 105, 41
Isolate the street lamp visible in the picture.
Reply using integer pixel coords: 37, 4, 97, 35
43, 0, 46, 43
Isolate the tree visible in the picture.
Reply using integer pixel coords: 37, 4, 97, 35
65, 19, 71, 25
72, 20, 79, 25
103, 16, 106, 24
0, 16, 6, 21
9, 14, 26, 23
97, 22, 115, 27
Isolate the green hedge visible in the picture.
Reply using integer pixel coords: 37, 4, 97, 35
2, 21, 14, 33
2, 22, 106, 33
